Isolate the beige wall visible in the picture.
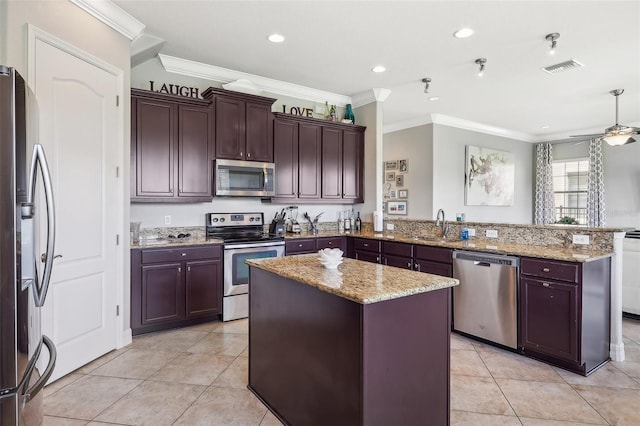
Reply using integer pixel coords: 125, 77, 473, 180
4, 0, 132, 332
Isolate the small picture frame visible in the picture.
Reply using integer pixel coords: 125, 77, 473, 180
398, 189, 408, 199
399, 159, 408, 173
386, 171, 396, 181
385, 160, 398, 170
395, 174, 404, 187
389, 190, 398, 199
387, 201, 408, 215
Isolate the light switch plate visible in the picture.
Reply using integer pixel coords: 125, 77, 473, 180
486, 229, 498, 238
573, 234, 590, 245
467, 228, 476, 237
164, 215, 171, 225
386, 223, 395, 231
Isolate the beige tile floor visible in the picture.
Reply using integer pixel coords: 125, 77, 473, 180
43, 318, 640, 425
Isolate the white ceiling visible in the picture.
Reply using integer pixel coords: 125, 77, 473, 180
113, 0, 640, 141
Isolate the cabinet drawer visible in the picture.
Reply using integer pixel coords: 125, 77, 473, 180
414, 245, 452, 264
286, 238, 317, 254
355, 250, 380, 264
316, 237, 345, 251
353, 238, 381, 253
141, 245, 221, 264
382, 241, 413, 258
521, 257, 579, 283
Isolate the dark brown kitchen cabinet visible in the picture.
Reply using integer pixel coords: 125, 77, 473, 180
413, 245, 453, 277
285, 236, 347, 255
316, 236, 346, 251
382, 241, 413, 270
131, 244, 222, 335
519, 256, 611, 375
352, 237, 381, 264
131, 89, 213, 203
272, 113, 365, 204
202, 87, 276, 162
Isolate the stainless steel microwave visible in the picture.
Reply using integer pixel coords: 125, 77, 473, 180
214, 159, 275, 197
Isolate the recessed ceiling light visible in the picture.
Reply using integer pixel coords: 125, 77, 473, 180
371, 65, 386, 73
541, 125, 550, 129
453, 28, 474, 38
268, 33, 285, 43
428, 96, 440, 101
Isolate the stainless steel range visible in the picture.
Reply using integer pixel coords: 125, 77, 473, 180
206, 212, 285, 321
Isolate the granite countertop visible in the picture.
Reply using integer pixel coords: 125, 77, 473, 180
246, 254, 458, 304
131, 236, 223, 249
285, 230, 612, 263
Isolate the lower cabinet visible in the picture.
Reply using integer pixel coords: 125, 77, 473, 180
285, 236, 347, 255
519, 256, 611, 375
351, 237, 381, 264
382, 241, 413, 270
413, 245, 453, 277
131, 244, 222, 335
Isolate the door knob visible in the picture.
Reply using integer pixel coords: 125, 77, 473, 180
41, 253, 62, 263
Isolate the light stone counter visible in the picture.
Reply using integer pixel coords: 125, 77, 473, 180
131, 236, 223, 249
246, 254, 458, 304
285, 230, 613, 263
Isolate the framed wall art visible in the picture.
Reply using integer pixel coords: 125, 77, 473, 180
399, 159, 408, 173
398, 189, 408, 199
389, 190, 398, 199
385, 160, 398, 170
387, 201, 407, 215
465, 145, 515, 206
395, 174, 404, 187
385, 171, 396, 181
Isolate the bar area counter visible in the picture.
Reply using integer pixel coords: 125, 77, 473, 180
246, 255, 459, 426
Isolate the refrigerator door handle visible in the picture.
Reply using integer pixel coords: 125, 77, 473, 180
22, 335, 57, 403
22, 144, 56, 307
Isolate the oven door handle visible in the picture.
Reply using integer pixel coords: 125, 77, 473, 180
225, 241, 285, 250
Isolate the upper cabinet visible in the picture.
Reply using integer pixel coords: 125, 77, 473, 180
273, 113, 365, 204
202, 88, 276, 162
131, 89, 213, 203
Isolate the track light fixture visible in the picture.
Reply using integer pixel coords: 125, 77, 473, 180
545, 33, 560, 55
475, 58, 487, 77
421, 77, 431, 94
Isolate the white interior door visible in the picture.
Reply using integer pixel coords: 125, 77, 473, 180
31, 34, 120, 381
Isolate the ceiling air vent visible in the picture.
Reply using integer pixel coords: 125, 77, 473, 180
541, 59, 584, 75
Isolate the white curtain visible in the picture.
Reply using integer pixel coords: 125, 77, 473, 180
586, 138, 606, 227
534, 143, 555, 224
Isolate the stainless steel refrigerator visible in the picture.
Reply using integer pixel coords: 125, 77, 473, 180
0, 66, 57, 425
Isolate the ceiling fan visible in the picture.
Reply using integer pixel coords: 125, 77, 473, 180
572, 89, 639, 146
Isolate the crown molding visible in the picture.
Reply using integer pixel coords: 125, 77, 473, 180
352, 88, 392, 108
158, 54, 352, 107
384, 115, 432, 134
430, 114, 536, 142
69, 0, 145, 40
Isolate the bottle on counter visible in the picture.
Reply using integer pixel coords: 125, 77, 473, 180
355, 212, 362, 232
344, 210, 351, 232
338, 211, 345, 234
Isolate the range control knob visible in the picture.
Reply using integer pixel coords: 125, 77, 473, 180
212, 218, 219, 222
249, 217, 254, 222
220, 218, 225, 222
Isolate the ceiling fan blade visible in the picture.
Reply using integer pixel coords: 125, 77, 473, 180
570, 133, 604, 138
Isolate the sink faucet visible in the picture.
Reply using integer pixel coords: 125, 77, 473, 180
435, 209, 449, 238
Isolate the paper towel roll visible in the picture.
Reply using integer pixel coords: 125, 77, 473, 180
373, 211, 383, 232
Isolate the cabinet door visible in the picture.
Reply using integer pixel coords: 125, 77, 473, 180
520, 277, 579, 363
141, 263, 183, 325
355, 250, 380, 264
317, 237, 346, 251
321, 127, 343, 199
382, 255, 413, 270
285, 239, 317, 255
342, 129, 363, 201
245, 102, 273, 162
215, 96, 245, 160
414, 260, 452, 277
185, 260, 222, 318
298, 123, 322, 199
273, 119, 298, 199
133, 98, 176, 198
178, 105, 212, 198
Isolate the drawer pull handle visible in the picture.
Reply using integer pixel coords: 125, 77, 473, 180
299, 244, 303, 247
542, 282, 550, 287
364, 243, 368, 247
178, 267, 181, 273
328, 242, 332, 245
542, 267, 550, 272
407, 262, 412, 268
182, 253, 187, 257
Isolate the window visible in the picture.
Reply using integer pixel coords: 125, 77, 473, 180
553, 159, 589, 224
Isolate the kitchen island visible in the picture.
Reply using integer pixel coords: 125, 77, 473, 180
246, 255, 458, 426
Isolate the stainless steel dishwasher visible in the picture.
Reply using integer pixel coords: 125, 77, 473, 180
452, 251, 520, 349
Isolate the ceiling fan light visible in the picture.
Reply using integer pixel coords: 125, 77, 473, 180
603, 134, 633, 146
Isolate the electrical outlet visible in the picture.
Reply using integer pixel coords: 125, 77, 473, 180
467, 228, 476, 237
573, 234, 590, 245
386, 223, 395, 231
486, 229, 498, 238
164, 215, 171, 225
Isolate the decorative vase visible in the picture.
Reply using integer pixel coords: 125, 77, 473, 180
344, 104, 355, 124
323, 101, 330, 120
329, 104, 336, 121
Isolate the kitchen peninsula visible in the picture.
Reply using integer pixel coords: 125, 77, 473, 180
246, 255, 458, 426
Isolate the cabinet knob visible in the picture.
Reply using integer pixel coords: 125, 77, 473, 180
298, 243, 303, 247
247, 152, 251, 158
182, 252, 187, 256
364, 243, 368, 247
542, 267, 550, 272
240, 151, 243, 157
407, 262, 412, 268
328, 242, 333, 245
376, 256, 380, 263
178, 267, 181, 273
187, 266, 191, 272
542, 282, 550, 287
415, 264, 421, 272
